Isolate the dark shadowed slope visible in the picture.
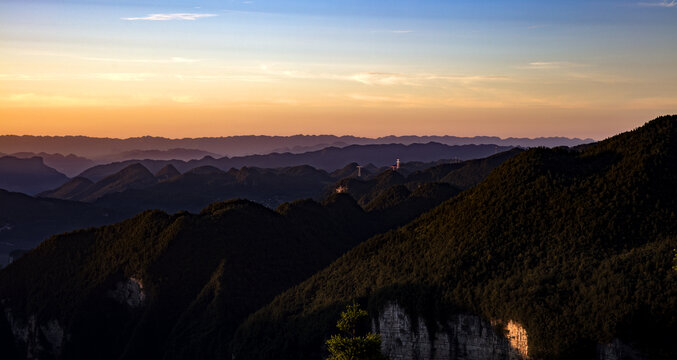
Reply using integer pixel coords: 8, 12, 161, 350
154, 164, 181, 181
7, 153, 95, 178
0, 181, 459, 359
40, 163, 158, 202
331, 148, 525, 207
232, 116, 677, 360
92, 165, 334, 213
0, 190, 124, 266
0, 156, 69, 195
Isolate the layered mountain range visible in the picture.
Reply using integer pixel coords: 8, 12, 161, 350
232, 115, 677, 359
0, 134, 593, 159
0, 142, 511, 195
1, 150, 519, 268
0, 116, 674, 359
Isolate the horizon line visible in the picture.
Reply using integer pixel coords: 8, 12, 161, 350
0, 133, 599, 141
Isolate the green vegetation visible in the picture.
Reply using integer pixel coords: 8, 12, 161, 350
326, 303, 387, 360
4, 117, 676, 359
232, 116, 677, 360
0, 177, 456, 359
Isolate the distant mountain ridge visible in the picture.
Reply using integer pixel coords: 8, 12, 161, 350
5, 149, 217, 177
0, 156, 69, 195
0, 189, 124, 266
5, 152, 94, 177
76, 143, 515, 182
2, 150, 516, 269
0, 134, 594, 158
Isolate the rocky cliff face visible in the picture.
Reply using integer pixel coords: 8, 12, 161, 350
373, 302, 528, 360
107, 277, 145, 308
3, 308, 64, 359
2, 277, 144, 359
373, 302, 649, 360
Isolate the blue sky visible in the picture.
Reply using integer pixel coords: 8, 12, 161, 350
0, 0, 676, 138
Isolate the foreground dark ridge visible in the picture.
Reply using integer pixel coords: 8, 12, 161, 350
0, 175, 461, 359
232, 115, 677, 360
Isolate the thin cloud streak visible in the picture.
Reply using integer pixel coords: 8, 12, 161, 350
0, 73, 156, 82
122, 13, 217, 21
259, 65, 509, 86
80, 56, 201, 64
523, 62, 587, 70
637, 1, 676, 7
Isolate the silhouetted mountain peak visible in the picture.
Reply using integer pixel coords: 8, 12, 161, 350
155, 164, 181, 181
0, 156, 69, 195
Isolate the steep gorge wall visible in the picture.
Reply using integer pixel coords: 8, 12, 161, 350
373, 302, 528, 360
372, 302, 645, 360
2, 277, 145, 359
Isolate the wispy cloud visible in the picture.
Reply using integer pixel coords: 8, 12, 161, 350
91, 73, 155, 82
122, 13, 217, 21
625, 96, 677, 109
391, 30, 413, 34
523, 61, 587, 70
0, 73, 155, 82
80, 56, 201, 64
637, 1, 676, 7
259, 65, 508, 86
348, 72, 508, 86
0, 93, 105, 107
174, 74, 275, 83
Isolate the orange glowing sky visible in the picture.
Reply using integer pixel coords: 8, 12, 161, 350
1, 0, 676, 139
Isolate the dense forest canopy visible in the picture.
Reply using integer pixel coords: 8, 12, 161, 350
232, 116, 677, 359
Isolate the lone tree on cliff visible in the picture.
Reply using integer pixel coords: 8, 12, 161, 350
326, 302, 388, 360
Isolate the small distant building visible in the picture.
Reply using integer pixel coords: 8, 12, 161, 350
391, 158, 401, 170
336, 185, 348, 194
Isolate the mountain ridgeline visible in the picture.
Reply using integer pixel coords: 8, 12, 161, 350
0, 116, 674, 360
0, 156, 69, 195
74, 142, 513, 182
0, 190, 125, 267
0, 134, 592, 159
1, 151, 517, 268
0, 184, 459, 359
41, 149, 517, 214
231, 116, 677, 359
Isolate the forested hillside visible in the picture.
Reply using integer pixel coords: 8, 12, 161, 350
232, 116, 677, 359
0, 176, 458, 359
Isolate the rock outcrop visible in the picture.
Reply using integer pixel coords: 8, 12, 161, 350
3, 308, 64, 358
108, 277, 145, 308
373, 302, 527, 360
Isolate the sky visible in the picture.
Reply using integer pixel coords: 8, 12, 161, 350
0, 0, 676, 139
